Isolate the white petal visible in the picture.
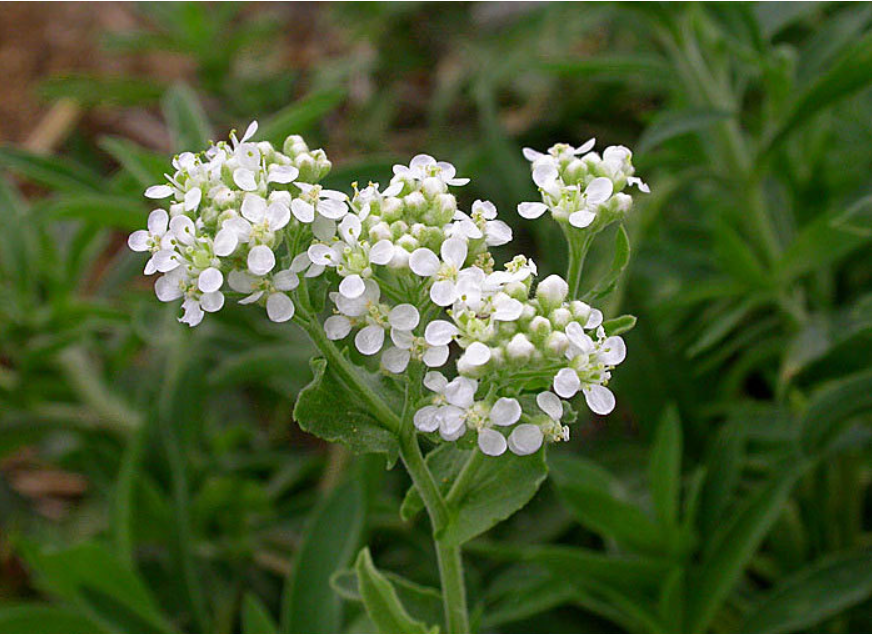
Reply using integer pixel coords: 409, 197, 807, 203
268, 164, 299, 184
565, 322, 594, 352
317, 198, 348, 220
423, 371, 447, 393
490, 398, 521, 427
522, 147, 544, 162
321, 189, 347, 201
273, 269, 299, 291
382, 182, 403, 197
241, 120, 258, 143
179, 298, 204, 327
532, 163, 558, 188
184, 187, 202, 212
312, 215, 336, 241
145, 184, 173, 199
198, 267, 223, 293
554, 368, 580, 399
369, 240, 394, 265
425, 320, 458, 346
485, 220, 512, 246
266, 293, 295, 322
508, 424, 544, 456
291, 198, 315, 223
153, 249, 180, 272
600, 336, 626, 366
441, 237, 467, 268
241, 194, 267, 223
409, 248, 440, 277
518, 202, 549, 219
147, 208, 169, 234
339, 274, 366, 299
463, 342, 491, 366
478, 428, 507, 456
324, 315, 352, 340
213, 228, 239, 256
200, 291, 224, 313
569, 210, 596, 228
414, 406, 440, 433
430, 280, 457, 307
382, 347, 411, 373
236, 143, 261, 170
248, 245, 276, 276
128, 230, 149, 251
391, 328, 414, 350
234, 168, 258, 192
155, 275, 183, 301
585, 308, 603, 329
355, 325, 385, 355
584, 384, 615, 415
307, 244, 337, 266
493, 295, 523, 321
388, 304, 420, 330
537, 392, 563, 421
439, 407, 467, 441
266, 202, 291, 231
444, 377, 477, 409
228, 269, 256, 293
422, 345, 449, 368
170, 215, 196, 245
574, 138, 596, 155
585, 177, 614, 205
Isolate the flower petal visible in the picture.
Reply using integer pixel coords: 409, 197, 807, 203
536, 392, 563, 421
463, 342, 491, 366
508, 424, 543, 456
339, 274, 366, 299
266, 293, 295, 322
490, 398, 521, 427
424, 320, 458, 346
518, 202, 549, 219
324, 315, 352, 340
478, 428, 507, 456
145, 184, 173, 199
584, 384, 615, 415
248, 245, 276, 276
382, 347, 411, 373
423, 345, 449, 368
554, 368, 580, 399
198, 267, 223, 293
409, 248, 440, 276
355, 325, 385, 355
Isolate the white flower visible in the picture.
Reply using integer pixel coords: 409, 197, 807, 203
128, 209, 173, 274
522, 139, 596, 163
393, 154, 469, 187
409, 238, 472, 306
292, 183, 348, 223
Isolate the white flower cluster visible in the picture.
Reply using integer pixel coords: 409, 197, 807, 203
518, 140, 649, 230
131, 126, 644, 459
129, 122, 333, 326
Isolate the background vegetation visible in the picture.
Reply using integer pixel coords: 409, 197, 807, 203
1, 3, 872, 633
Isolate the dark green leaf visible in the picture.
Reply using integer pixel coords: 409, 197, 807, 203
331, 568, 443, 630
649, 406, 682, 527
100, 137, 169, 189
638, 108, 734, 155
40, 74, 165, 107
35, 194, 147, 231
584, 225, 631, 302
0, 146, 102, 192
242, 593, 279, 634
0, 605, 109, 634
162, 84, 211, 152
259, 89, 347, 145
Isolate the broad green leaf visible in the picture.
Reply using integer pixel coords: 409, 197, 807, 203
354, 548, 438, 634
294, 357, 399, 458
602, 314, 637, 336
765, 28, 872, 153
649, 406, 682, 527
40, 74, 165, 107
0, 146, 102, 192
281, 480, 365, 634
35, 194, 147, 231
100, 137, 168, 189
739, 551, 872, 634
0, 605, 109, 634
688, 459, 808, 634
242, 593, 279, 634
584, 225, 631, 302
162, 84, 211, 152
777, 196, 872, 282
20, 541, 177, 634
331, 568, 443, 630
441, 449, 548, 547
400, 443, 470, 522
259, 89, 347, 145
637, 108, 734, 155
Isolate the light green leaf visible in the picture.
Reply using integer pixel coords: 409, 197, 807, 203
293, 357, 399, 458
259, 89, 346, 145
242, 593, 279, 634
100, 137, 168, 189
0, 605, 109, 634
698, 422, 745, 537
584, 225, 631, 302
162, 84, 211, 152
281, 480, 365, 634
354, 548, 439, 634
40, 74, 165, 107
0, 146, 102, 192
637, 108, 734, 155
649, 406, 682, 527
831, 194, 872, 237
602, 314, 637, 336
480, 564, 577, 629
688, 459, 808, 634
540, 54, 670, 82
331, 568, 443, 630
739, 551, 872, 634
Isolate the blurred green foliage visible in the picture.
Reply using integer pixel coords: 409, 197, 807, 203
1, 2, 872, 633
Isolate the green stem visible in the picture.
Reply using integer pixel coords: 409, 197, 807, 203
435, 541, 470, 634
563, 227, 595, 298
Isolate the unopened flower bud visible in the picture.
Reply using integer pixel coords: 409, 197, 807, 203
536, 274, 569, 310
404, 191, 427, 216
546, 331, 569, 356
528, 315, 552, 339
369, 221, 391, 242
422, 176, 445, 199
550, 307, 572, 328
506, 333, 534, 362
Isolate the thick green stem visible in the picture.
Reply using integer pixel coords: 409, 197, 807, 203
435, 541, 470, 634
564, 226, 595, 298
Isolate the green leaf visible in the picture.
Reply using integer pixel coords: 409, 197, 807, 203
0, 146, 102, 192
0, 605, 109, 634
688, 459, 808, 634
354, 548, 439, 634
739, 551, 872, 634
480, 564, 578, 629
162, 84, 211, 152
777, 196, 872, 282
0, 175, 34, 292
765, 28, 872, 153
602, 314, 637, 336
637, 108, 734, 155
649, 406, 682, 527
540, 54, 670, 83
331, 568, 443, 630
35, 194, 147, 231
40, 74, 165, 107
242, 593, 279, 634
20, 541, 177, 634
294, 357, 399, 458
259, 89, 347, 145
400, 444, 470, 522
281, 480, 365, 634
801, 369, 872, 452
100, 137, 169, 189
698, 422, 745, 537
584, 225, 631, 302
